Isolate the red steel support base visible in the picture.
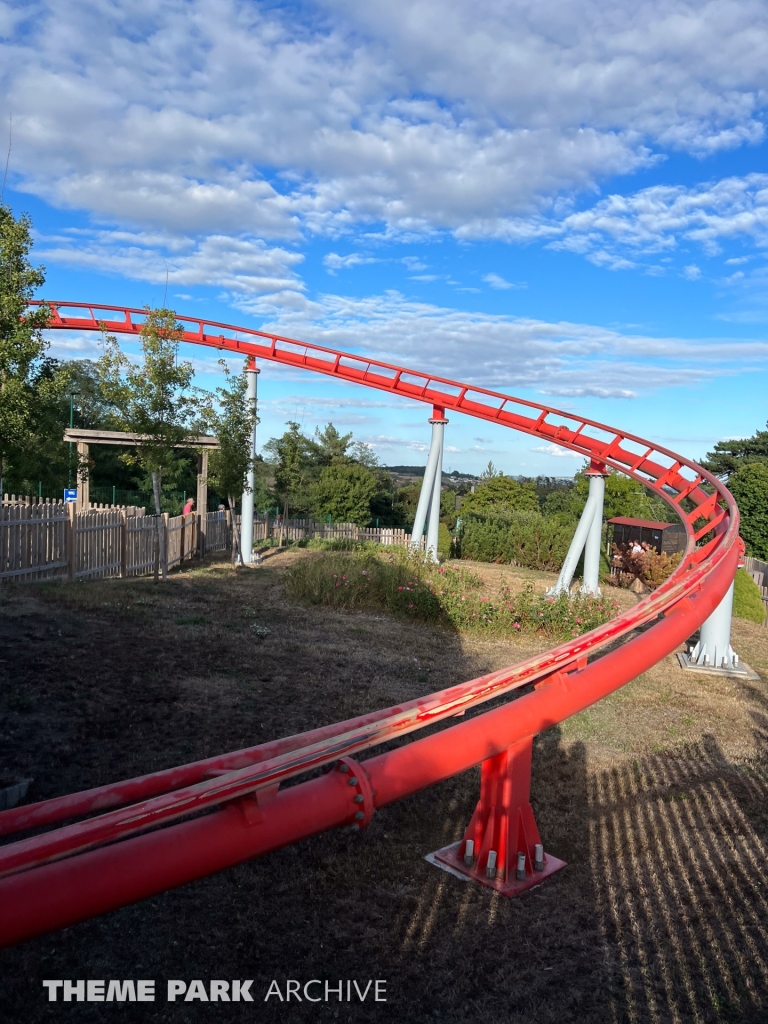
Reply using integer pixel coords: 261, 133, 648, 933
430, 736, 566, 896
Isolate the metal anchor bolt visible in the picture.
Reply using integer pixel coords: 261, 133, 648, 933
516, 852, 526, 881
463, 839, 474, 866
486, 850, 497, 878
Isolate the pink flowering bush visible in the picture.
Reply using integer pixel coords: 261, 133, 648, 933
285, 551, 617, 640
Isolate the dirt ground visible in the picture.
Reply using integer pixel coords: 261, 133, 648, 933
1, 550, 768, 1024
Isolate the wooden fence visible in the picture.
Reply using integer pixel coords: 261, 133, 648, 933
125, 514, 157, 577
744, 555, 768, 624
204, 510, 230, 554
167, 513, 198, 570
253, 514, 411, 547
0, 503, 201, 584
0, 504, 415, 585
0, 502, 70, 582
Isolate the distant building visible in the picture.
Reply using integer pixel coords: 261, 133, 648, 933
607, 516, 687, 555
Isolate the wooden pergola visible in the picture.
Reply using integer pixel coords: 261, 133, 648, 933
63, 429, 218, 517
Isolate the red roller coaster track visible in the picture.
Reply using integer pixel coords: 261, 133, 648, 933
0, 301, 739, 945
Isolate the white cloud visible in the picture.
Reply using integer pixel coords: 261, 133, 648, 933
530, 444, 583, 458
1, 0, 767, 240
545, 174, 768, 268
541, 386, 637, 399
38, 231, 305, 294
323, 252, 379, 273
236, 289, 766, 398
483, 273, 515, 290
682, 265, 702, 281
402, 257, 428, 271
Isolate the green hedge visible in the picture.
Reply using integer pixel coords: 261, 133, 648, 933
733, 568, 766, 624
457, 512, 574, 571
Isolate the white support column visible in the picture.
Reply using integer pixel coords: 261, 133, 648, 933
689, 579, 737, 670
548, 461, 606, 597
580, 470, 607, 596
426, 413, 447, 561
409, 409, 446, 553
239, 360, 259, 564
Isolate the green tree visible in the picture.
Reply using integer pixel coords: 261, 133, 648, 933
97, 308, 202, 580
702, 424, 768, 480
311, 463, 379, 525
460, 475, 540, 517
729, 462, 768, 559
314, 423, 353, 465
205, 360, 259, 565
0, 204, 56, 495
263, 420, 318, 524
479, 460, 501, 482
541, 466, 671, 522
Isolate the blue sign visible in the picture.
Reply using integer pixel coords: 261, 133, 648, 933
63, 488, 77, 503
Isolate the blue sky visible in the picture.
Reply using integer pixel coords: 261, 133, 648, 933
2, 0, 768, 475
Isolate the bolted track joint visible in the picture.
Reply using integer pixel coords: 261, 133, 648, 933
337, 756, 375, 832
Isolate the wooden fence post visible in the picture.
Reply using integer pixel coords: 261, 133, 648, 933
120, 509, 127, 578
163, 512, 169, 579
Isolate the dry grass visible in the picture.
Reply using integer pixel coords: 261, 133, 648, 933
1, 549, 767, 1023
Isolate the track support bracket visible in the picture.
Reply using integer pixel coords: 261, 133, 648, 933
428, 736, 566, 896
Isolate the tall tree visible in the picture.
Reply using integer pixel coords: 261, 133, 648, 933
728, 462, 768, 560
702, 424, 768, 480
205, 360, 259, 566
0, 204, 55, 495
479, 460, 501, 481
97, 308, 201, 580
314, 423, 353, 465
263, 421, 318, 524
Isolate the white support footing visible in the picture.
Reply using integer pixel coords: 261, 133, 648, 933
548, 466, 606, 597
239, 362, 259, 564
689, 580, 737, 670
677, 578, 758, 679
409, 409, 447, 561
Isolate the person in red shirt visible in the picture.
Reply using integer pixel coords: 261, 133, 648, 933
182, 497, 196, 516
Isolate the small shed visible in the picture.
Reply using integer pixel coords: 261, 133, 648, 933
606, 516, 687, 556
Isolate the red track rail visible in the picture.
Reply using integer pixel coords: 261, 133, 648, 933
0, 300, 739, 946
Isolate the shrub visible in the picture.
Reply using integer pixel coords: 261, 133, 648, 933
304, 538, 379, 552
458, 512, 573, 571
733, 568, 766, 624
284, 550, 618, 640
612, 543, 682, 589
438, 522, 452, 560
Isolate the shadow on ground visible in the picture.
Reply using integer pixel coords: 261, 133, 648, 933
1, 564, 768, 1023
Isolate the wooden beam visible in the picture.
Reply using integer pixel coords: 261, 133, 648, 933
63, 429, 219, 449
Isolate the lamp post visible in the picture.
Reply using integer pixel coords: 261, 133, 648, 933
68, 393, 76, 489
